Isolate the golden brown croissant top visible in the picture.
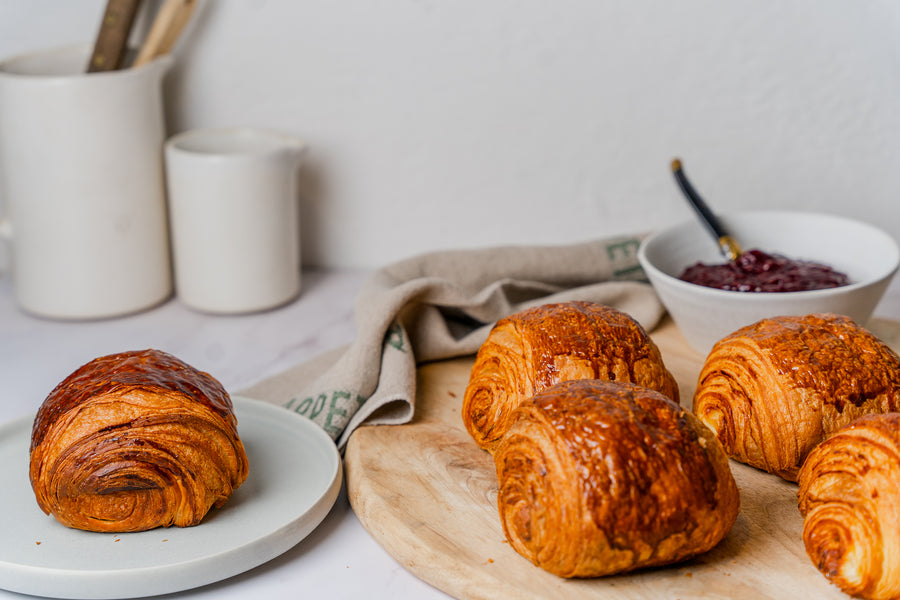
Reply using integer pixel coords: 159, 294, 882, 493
798, 413, 900, 600
30, 349, 249, 532
694, 313, 900, 481
462, 300, 679, 452
494, 379, 739, 578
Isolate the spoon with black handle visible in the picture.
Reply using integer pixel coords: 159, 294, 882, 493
670, 159, 742, 262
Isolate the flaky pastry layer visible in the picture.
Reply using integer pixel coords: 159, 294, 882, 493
462, 301, 679, 452
30, 349, 249, 532
494, 379, 738, 578
799, 413, 900, 600
694, 313, 900, 481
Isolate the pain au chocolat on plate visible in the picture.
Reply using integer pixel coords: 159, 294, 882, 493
29, 349, 249, 533
694, 313, 900, 481
462, 300, 679, 453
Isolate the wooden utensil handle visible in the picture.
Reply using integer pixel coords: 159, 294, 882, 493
87, 0, 143, 72
132, 0, 197, 67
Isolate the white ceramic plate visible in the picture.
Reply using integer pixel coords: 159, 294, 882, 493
0, 396, 342, 599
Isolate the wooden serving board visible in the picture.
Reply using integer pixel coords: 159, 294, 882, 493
344, 317, 900, 600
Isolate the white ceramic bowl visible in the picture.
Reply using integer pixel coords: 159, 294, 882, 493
638, 211, 900, 355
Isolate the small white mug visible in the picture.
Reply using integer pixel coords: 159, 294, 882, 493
164, 127, 306, 314
0, 44, 173, 319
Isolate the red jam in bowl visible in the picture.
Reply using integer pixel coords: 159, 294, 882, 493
678, 249, 850, 292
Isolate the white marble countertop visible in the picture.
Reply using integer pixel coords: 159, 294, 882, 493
1, 268, 898, 600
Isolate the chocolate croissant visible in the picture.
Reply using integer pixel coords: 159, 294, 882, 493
30, 349, 250, 532
462, 301, 679, 452
494, 379, 739, 578
694, 313, 900, 482
798, 413, 900, 600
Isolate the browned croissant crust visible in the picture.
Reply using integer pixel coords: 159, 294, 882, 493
798, 413, 900, 600
494, 379, 739, 578
462, 301, 679, 452
694, 313, 900, 482
30, 349, 249, 532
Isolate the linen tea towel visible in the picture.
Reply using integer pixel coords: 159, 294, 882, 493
240, 235, 664, 449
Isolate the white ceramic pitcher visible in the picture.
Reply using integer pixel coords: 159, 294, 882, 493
0, 44, 173, 319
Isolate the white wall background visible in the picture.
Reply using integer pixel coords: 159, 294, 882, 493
1, 0, 899, 269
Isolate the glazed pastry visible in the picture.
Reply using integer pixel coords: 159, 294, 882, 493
798, 413, 900, 600
30, 349, 249, 533
494, 379, 738, 578
694, 313, 900, 482
462, 301, 679, 452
